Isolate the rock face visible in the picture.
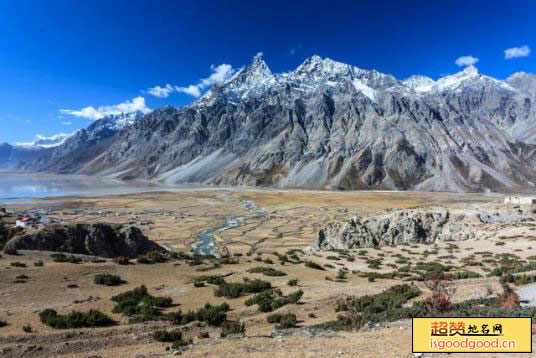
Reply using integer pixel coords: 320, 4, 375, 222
9, 56, 536, 192
314, 208, 480, 249
27, 112, 144, 173
2, 223, 165, 258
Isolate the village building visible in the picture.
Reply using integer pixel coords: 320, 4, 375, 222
504, 196, 536, 205
15, 216, 33, 228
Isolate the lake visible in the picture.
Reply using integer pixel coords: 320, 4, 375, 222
0, 171, 176, 203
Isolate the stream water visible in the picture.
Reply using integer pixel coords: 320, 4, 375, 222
192, 199, 267, 257
517, 284, 536, 306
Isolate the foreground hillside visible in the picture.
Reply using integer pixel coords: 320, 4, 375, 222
1, 189, 536, 357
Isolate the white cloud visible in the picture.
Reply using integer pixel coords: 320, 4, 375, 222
60, 96, 151, 120
175, 84, 201, 97
175, 63, 235, 98
61, 121, 72, 125
289, 48, 296, 56
504, 45, 531, 59
148, 84, 174, 98
455, 55, 479, 67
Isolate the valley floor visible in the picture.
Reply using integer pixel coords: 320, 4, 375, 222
1, 189, 535, 357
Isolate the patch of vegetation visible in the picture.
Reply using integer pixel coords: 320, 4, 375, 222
33, 260, 44, 267
304, 261, 325, 270
412, 262, 453, 281
137, 251, 167, 264
214, 278, 272, 299
220, 319, 245, 337
113, 256, 130, 265
335, 269, 348, 282
336, 284, 421, 314
10, 261, 26, 267
197, 274, 226, 285
267, 312, 297, 329
153, 328, 183, 342
245, 289, 303, 313
193, 281, 205, 288
94, 273, 125, 286
50, 253, 82, 264
366, 258, 382, 270
501, 273, 536, 286
39, 309, 115, 329
182, 303, 230, 327
287, 279, 299, 286
318, 280, 536, 332
111, 285, 173, 322
454, 271, 481, 280
247, 266, 287, 276
196, 263, 221, 272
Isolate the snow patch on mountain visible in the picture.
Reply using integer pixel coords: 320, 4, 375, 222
15, 133, 73, 149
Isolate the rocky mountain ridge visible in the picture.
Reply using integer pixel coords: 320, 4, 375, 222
6, 55, 536, 192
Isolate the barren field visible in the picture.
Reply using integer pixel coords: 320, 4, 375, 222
1, 189, 536, 357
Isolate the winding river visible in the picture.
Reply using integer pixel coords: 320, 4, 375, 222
192, 199, 267, 257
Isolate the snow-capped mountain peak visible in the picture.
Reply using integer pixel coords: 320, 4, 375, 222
15, 133, 72, 149
97, 111, 144, 131
403, 75, 435, 92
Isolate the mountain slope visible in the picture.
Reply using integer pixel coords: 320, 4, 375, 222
27, 112, 143, 173
22, 56, 536, 192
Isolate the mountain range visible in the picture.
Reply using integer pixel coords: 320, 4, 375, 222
3, 54, 536, 192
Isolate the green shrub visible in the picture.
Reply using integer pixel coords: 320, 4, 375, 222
197, 274, 226, 285
39, 309, 115, 329
193, 281, 206, 287
287, 279, 299, 286
113, 256, 130, 265
501, 273, 536, 286
366, 258, 382, 270
22, 324, 32, 333
267, 313, 297, 329
214, 278, 272, 299
50, 253, 82, 263
336, 284, 421, 314
184, 303, 230, 326
137, 251, 167, 264
153, 328, 183, 342
304, 261, 325, 270
34, 260, 44, 267
94, 273, 125, 286
247, 289, 303, 313
170, 339, 190, 349
111, 285, 173, 322
220, 320, 245, 337
454, 271, 481, 280
247, 266, 287, 276
10, 262, 26, 267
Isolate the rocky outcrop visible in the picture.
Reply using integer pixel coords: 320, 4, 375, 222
0, 221, 10, 249
2, 223, 166, 258
315, 209, 474, 249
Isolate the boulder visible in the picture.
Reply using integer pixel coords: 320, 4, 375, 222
2, 223, 166, 258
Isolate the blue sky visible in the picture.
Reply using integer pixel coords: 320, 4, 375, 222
0, 0, 535, 144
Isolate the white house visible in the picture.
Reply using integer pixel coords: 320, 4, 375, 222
15, 216, 33, 228
504, 196, 536, 205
